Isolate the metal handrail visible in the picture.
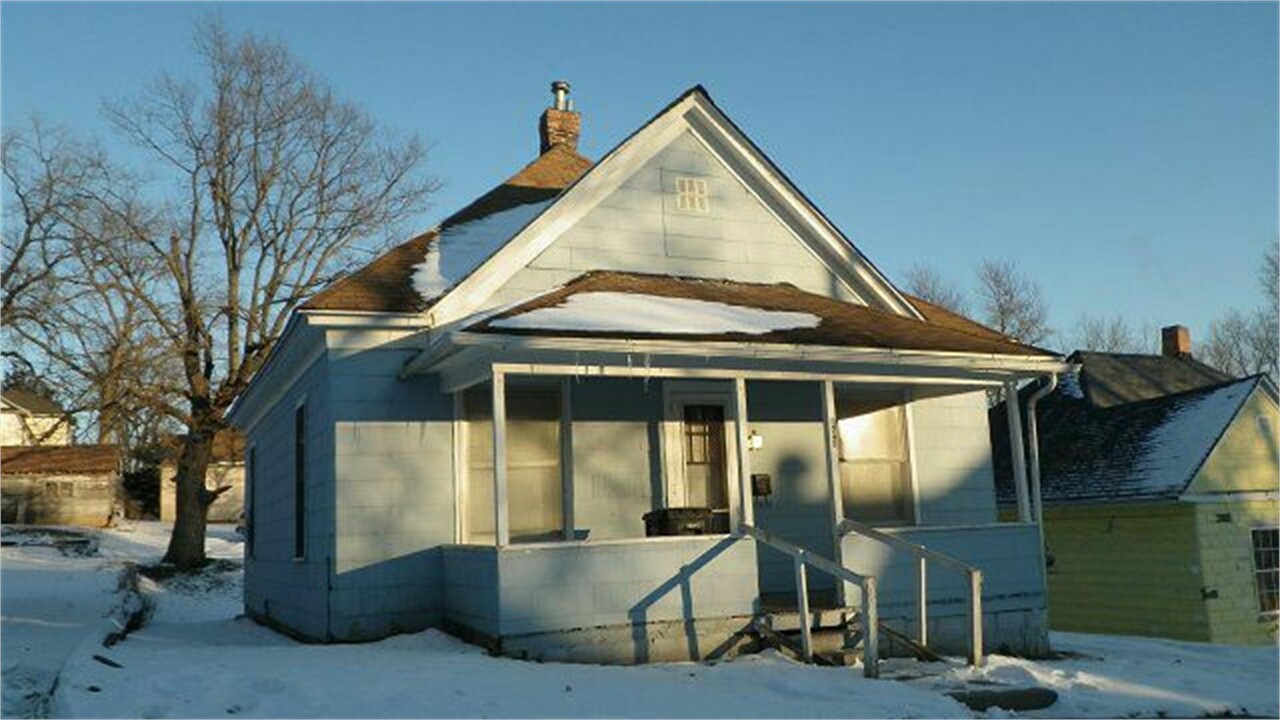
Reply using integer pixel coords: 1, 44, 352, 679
740, 524, 879, 678
837, 518, 984, 667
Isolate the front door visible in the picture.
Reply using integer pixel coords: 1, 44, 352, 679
682, 404, 730, 531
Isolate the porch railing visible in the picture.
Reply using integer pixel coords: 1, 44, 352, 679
838, 518, 984, 667
739, 524, 880, 678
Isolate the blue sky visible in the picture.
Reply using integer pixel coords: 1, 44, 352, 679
3, 2, 1276, 350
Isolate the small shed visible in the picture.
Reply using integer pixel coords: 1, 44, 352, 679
159, 430, 246, 523
0, 444, 123, 526
994, 338, 1279, 645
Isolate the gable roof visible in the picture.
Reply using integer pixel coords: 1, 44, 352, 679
1, 388, 65, 416
0, 444, 121, 476
469, 270, 1054, 356
1068, 350, 1232, 408
302, 144, 592, 313
993, 375, 1263, 505
300, 86, 922, 324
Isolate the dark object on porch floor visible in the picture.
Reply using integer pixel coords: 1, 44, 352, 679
643, 507, 714, 536
946, 687, 1058, 712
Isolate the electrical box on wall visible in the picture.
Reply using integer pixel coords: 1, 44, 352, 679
751, 473, 772, 498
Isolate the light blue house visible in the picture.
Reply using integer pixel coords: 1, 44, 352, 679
227, 83, 1068, 671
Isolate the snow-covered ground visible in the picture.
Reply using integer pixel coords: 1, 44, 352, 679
1, 529, 117, 718
3, 521, 1277, 719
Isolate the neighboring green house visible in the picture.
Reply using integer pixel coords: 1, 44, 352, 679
995, 327, 1279, 645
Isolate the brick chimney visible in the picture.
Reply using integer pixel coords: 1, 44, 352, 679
1161, 324, 1192, 358
539, 80, 580, 154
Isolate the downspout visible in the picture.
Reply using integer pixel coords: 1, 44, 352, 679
1024, 374, 1058, 528
1023, 373, 1058, 639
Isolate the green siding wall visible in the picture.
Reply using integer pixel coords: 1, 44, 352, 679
1043, 502, 1211, 641
1193, 499, 1279, 645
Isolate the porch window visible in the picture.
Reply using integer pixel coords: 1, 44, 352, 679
1252, 527, 1279, 614
835, 389, 914, 525
464, 381, 564, 544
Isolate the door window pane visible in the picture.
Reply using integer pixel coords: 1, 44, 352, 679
836, 389, 913, 525
683, 405, 728, 511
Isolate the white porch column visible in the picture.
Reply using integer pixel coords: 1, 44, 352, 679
821, 381, 848, 601
492, 370, 510, 546
733, 377, 754, 528
560, 377, 575, 541
1004, 379, 1031, 523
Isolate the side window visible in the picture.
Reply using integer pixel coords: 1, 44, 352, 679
1252, 527, 1279, 614
294, 404, 306, 559
247, 446, 256, 559
835, 388, 914, 526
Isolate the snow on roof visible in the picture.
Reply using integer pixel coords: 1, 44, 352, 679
1129, 378, 1255, 494
995, 376, 1260, 504
488, 291, 822, 335
412, 199, 554, 301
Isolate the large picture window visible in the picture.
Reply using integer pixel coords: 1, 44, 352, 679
836, 388, 914, 525
1252, 527, 1279, 614
464, 380, 564, 544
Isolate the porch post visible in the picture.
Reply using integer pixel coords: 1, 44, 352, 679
733, 377, 754, 528
560, 377, 574, 541
492, 370, 510, 546
821, 381, 848, 600
1004, 380, 1031, 523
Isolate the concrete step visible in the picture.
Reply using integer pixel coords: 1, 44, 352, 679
760, 606, 857, 632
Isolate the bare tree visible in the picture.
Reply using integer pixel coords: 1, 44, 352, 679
1201, 244, 1278, 381
902, 263, 969, 315
2, 120, 102, 366
82, 18, 436, 568
1070, 314, 1143, 353
2, 120, 169, 447
975, 259, 1051, 345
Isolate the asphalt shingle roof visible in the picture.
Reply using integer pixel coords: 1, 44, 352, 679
0, 445, 121, 476
1069, 351, 1231, 408
470, 271, 1055, 356
301, 145, 592, 313
1, 388, 65, 416
993, 375, 1261, 505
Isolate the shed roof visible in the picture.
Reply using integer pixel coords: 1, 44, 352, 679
993, 375, 1263, 505
469, 271, 1054, 357
1, 388, 65, 416
0, 444, 121, 476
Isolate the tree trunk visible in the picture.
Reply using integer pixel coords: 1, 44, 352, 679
162, 426, 216, 569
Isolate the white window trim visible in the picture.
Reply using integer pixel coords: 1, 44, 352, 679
660, 380, 741, 528
1250, 524, 1279, 617
674, 175, 710, 214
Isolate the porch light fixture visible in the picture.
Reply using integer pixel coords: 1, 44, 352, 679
747, 430, 764, 451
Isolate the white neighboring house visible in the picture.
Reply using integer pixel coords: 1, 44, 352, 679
1, 388, 72, 447
227, 82, 1070, 669
1, 388, 121, 526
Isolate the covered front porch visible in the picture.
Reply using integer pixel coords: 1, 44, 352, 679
406, 324, 1067, 666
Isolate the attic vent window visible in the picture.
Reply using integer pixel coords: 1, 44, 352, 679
675, 177, 709, 213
